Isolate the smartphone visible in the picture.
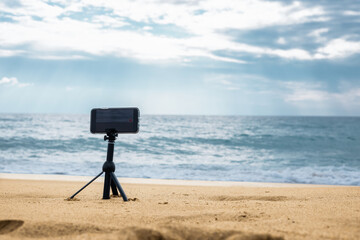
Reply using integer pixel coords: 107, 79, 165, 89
90, 108, 139, 134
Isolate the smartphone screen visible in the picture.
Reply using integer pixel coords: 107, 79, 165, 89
90, 108, 139, 134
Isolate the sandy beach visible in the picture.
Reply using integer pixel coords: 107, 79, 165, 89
0, 174, 359, 240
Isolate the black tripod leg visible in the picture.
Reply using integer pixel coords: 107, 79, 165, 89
110, 172, 128, 201
111, 179, 119, 196
69, 172, 103, 199
103, 172, 111, 199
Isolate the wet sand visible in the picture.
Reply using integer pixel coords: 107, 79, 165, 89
0, 174, 359, 239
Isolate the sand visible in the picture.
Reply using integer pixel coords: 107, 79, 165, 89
0, 174, 359, 240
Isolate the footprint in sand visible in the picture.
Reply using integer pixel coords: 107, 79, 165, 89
0, 220, 24, 234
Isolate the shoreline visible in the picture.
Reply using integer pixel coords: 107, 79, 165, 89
0, 173, 346, 187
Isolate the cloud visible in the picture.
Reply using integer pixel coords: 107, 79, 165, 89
343, 10, 360, 16
34, 55, 89, 60
203, 72, 360, 115
92, 15, 129, 28
0, 77, 32, 87
118, 0, 325, 34
143, 26, 153, 31
315, 38, 360, 59
0, 49, 25, 57
283, 81, 360, 109
204, 74, 236, 90
204, 73, 272, 91
283, 82, 328, 102
308, 28, 329, 43
276, 37, 286, 45
0, 0, 358, 63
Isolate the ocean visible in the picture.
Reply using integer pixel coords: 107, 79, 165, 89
0, 114, 359, 186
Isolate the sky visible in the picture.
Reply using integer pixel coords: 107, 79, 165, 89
0, 0, 360, 116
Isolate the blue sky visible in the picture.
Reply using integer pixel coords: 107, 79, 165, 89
0, 0, 360, 115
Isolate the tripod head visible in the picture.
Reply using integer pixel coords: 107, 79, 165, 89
104, 131, 118, 142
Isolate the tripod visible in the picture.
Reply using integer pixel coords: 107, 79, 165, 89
69, 132, 128, 201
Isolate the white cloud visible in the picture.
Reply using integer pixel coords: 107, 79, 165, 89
0, 77, 32, 87
0, 0, 64, 20
283, 82, 328, 102
35, 55, 89, 60
106, 0, 325, 34
204, 74, 241, 90
315, 38, 360, 59
0, 0, 356, 63
283, 81, 360, 109
308, 28, 328, 43
269, 48, 312, 60
0, 77, 18, 85
203, 73, 272, 91
277, 37, 286, 45
206, 54, 247, 64
92, 15, 129, 28
0, 49, 25, 57
343, 10, 360, 16
143, 26, 153, 31
204, 74, 233, 85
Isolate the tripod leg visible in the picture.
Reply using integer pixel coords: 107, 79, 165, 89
111, 180, 119, 196
110, 172, 128, 201
69, 172, 103, 199
103, 172, 111, 199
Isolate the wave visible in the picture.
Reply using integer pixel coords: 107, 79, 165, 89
1, 114, 360, 186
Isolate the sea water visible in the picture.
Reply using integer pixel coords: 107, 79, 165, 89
0, 114, 359, 186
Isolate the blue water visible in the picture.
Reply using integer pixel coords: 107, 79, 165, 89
0, 114, 359, 186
